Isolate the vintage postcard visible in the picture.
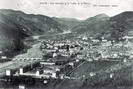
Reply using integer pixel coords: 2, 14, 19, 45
0, 0, 133, 89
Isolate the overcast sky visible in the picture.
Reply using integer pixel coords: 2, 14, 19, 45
0, 0, 133, 20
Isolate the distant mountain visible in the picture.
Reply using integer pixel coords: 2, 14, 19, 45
71, 14, 110, 37
0, 9, 65, 35
53, 17, 82, 29
0, 9, 133, 57
71, 12, 133, 40
0, 9, 65, 57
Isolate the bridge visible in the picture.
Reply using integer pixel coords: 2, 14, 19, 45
0, 58, 42, 78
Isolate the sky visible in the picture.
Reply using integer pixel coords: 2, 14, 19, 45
0, 0, 133, 20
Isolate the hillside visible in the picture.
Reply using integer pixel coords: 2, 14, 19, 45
53, 17, 82, 29
0, 9, 65, 57
0, 9, 65, 35
71, 14, 110, 38
110, 11, 133, 41
71, 12, 133, 40
0, 9, 133, 57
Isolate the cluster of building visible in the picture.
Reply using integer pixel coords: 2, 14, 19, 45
40, 40, 83, 59
39, 37, 109, 62
4, 34, 133, 85
76, 35, 133, 61
4, 55, 83, 85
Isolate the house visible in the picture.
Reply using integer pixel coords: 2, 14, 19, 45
82, 36, 88, 40
123, 36, 133, 41
89, 72, 96, 77
0, 51, 2, 54
42, 69, 57, 78
59, 49, 67, 52
101, 53, 110, 58
101, 41, 111, 46
92, 39, 99, 43
19, 85, 25, 89
61, 52, 70, 57
53, 53, 57, 58
5, 69, 16, 76
47, 44, 53, 49
102, 39, 107, 42
40, 61, 55, 66
77, 54, 84, 59
54, 47, 58, 50
54, 43, 64, 47
48, 65, 61, 72
42, 64, 61, 78
1, 56, 7, 59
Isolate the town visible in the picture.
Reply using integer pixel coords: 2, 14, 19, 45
0, 34, 133, 88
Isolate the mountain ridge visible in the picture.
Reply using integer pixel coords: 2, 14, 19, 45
0, 9, 66, 57
0, 9, 133, 57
